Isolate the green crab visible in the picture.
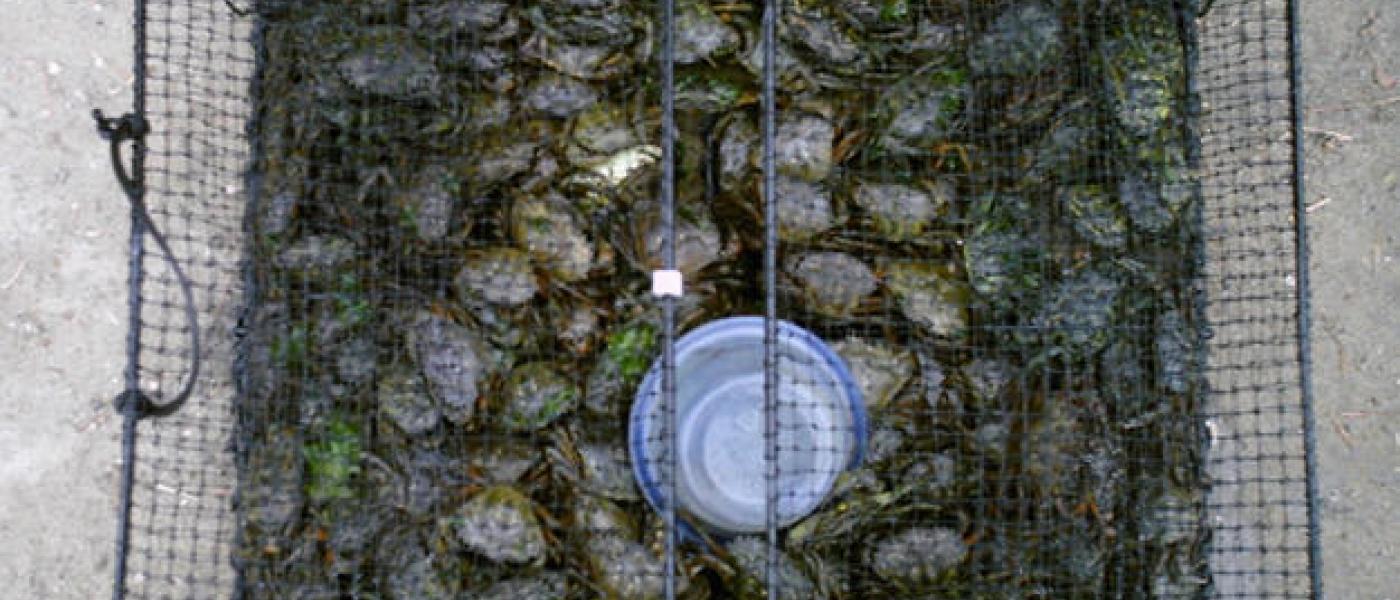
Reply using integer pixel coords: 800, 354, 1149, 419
948, 356, 1017, 413
497, 361, 581, 432
376, 367, 441, 438
442, 485, 547, 565
968, 2, 1065, 78
1030, 266, 1124, 353
240, 427, 304, 557
1060, 183, 1129, 250
674, 0, 741, 64
406, 310, 492, 426
523, 74, 601, 119
783, 1, 863, 69
393, 163, 460, 242
963, 193, 1050, 309
460, 436, 541, 485
549, 426, 641, 502
564, 101, 644, 167
584, 316, 659, 417
769, 176, 836, 242
851, 179, 954, 242
563, 493, 706, 599
676, 70, 747, 113
775, 113, 837, 183
868, 526, 969, 586
520, 29, 636, 82
881, 259, 972, 340
873, 67, 968, 156
408, 2, 513, 40
374, 527, 462, 600
1118, 136, 1193, 235
273, 234, 355, 280
1022, 101, 1101, 186
612, 197, 737, 278
509, 191, 602, 282
334, 27, 442, 102
1156, 308, 1193, 395
453, 247, 540, 307
786, 477, 903, 552
530, 0, 636, 46
716, 112, 758, 193
464, 137, 540, 192
474, 573, 571, 600
569, 492, 637, 540
585, 534, 683, 599
786, 251, 879, 318
723, 536, 821, 600
561, 140, 662, 212
1099, 19, 1184, 140
831, 336, 916, 412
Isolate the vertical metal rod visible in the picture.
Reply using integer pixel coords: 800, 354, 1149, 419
659, 0, 678, 597
1284, 0, 1322, 596
112, 1, 148, 598
760, 0, 780, 598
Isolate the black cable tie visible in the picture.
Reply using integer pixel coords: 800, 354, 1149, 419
94, 109, 149, 141
112, 390, 153, 416
93, 110, 149, 200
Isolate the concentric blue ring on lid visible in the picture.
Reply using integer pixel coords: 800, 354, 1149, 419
629, 316, 867, 537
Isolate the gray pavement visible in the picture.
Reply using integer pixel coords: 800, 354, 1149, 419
0, 0, 132, 598
1301, 2, 1400, 597
0, 1, 1394, 598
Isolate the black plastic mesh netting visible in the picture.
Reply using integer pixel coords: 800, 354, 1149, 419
110, 0, 1317, 598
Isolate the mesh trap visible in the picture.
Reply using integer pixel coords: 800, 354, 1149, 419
107, 0, 1318, 598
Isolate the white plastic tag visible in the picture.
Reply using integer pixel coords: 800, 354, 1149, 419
651, 269, 683, 298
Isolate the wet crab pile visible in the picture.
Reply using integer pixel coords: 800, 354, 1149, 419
239, 0, 1209, 597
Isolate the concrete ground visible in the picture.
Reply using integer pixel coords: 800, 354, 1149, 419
0, 0, 133, 598
0, 1, 1393, 598
1300, 2, 1400, 597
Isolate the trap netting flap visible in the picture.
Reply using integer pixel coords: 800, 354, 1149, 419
108, 0, 1318, 598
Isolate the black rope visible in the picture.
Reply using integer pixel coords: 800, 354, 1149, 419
95, 109, 203, 419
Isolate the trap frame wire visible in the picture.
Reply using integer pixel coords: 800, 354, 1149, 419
97, 0, 1320, 598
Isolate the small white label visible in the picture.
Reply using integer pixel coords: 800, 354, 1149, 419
651, 269, 683, 298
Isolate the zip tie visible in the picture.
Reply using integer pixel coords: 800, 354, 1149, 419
652, 269, 683, 298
